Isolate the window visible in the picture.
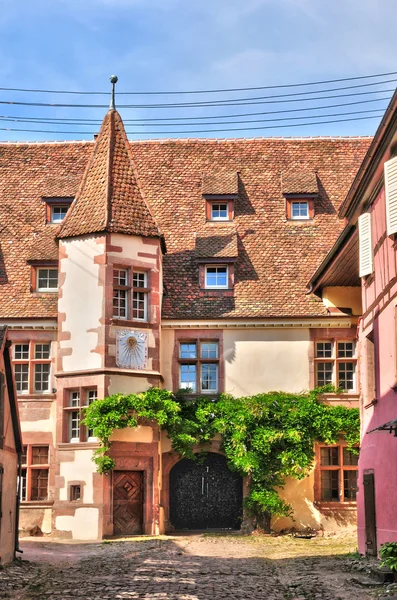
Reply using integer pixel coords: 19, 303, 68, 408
70, 485, 82, 502
179, 341, 219, 394
317, 444, 359, 503
286, 197, 314, 220
314, 340, 356, 392
205, 265, 228, 289
50, 205, 70, 223
13, 342, 51, 395
36, 268, 58, 292
206, 199, 233, 221
64, 388, 98, 443
113, 268, 149, 321
20, 445, 49, 502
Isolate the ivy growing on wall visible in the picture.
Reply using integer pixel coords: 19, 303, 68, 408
83, 385, 359, 529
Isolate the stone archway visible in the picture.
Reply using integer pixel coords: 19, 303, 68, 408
168, 452, 243, 530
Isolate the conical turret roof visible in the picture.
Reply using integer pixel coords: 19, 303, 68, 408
58, 109, 161, 240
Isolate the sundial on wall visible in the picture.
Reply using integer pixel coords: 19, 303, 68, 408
116, 330, 148, 370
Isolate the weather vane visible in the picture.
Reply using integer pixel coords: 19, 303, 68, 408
109, 75, 118, 110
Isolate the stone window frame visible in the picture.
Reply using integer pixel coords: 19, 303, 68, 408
20, 444, 50, 503
314, 339, 357, 392
112, 266, 150, 322
176, 336, 222, 395
68, 481, 85, 503
63, 387, 98, 444
13, 340, 52, 395
314, 443, 359, 506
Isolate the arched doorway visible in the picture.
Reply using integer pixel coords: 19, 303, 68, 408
169, 453, 243, 530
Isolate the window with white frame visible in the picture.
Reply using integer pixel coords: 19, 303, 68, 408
113, 268, 149, 321
315, 340, 356, 391
179, 341, 219, 393
50, 205, 70, 223
64, 388, 98, 443
13, 342, 51, 394
205, 265, 228, 289
291, 201, 309, 219
37, 268, 58, 292
211, 202, 229, 220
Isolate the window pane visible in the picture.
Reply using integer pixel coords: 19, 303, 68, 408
201, 342, 218, 359
113, 289, 127, 318
205, 266, 228, 288
15, 344, 29, 360
201, 364, 218, 392
321, 470, 339, 501
14, 364, 29, 392
70, 485, 81, 501
19, 468, 27, 502
70, 411, 80, 441
35, 343, 50, 359
180, 343, 197, 359
21, 446, 27, 465
69, 391, 80, 407
180, 364, 197, 392
337, 342, 354, 358
51, 205, 69, 223
31, 469, 48, 501
113, 269, 127, 286
338, 362, 355, 391
32, 446, 49, 465
291, 201, 309, 218
133, 272, 147, 288
320, 447, 339, 466
343, 470, 358, 500
38, 269, 58, 290
34, 363, 50, 392
211, 203, 228, 219
316, 362, 333, 386
343, 448, 359, 466
316, 342, 332, 358
132, 290, 147, 320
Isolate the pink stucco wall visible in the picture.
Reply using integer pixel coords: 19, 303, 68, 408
358, 188, 397, 554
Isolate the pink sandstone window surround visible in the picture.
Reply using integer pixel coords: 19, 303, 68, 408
178, 340, 219, 394
13, 341, 51, 395
314, 340, 357, 392
112, 268, 149, 321
63, 388, 98, 443
20, 445, 49, 502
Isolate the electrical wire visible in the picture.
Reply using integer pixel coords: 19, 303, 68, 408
0, 113, 384, 136
0, 86, 394, 110
0, 70, 396, 95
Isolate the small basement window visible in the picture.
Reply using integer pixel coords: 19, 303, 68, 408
70, 485, 81, 501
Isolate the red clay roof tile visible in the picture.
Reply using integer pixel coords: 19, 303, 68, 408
202, 171, 239, 195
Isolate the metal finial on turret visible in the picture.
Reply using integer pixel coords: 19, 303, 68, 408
109, 75, 118, 110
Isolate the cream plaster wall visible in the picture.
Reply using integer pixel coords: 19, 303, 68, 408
322, 287, 362, 316
59, 449, 96, 503
108, 374, 153, 396
59, 237, 105, 372
223, 329, 311, 396
110, 426, 153, 443
55, 508, 99, 540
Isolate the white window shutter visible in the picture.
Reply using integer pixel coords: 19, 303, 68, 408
358, 212, 373, 277
385, 156, 397, 236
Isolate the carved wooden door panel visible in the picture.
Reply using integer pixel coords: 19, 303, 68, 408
113, 471, 143, 535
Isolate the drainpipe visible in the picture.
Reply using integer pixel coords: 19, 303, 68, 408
14, 452, 22, 558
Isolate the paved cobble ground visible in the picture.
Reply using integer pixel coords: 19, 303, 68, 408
0, 534, 382, 600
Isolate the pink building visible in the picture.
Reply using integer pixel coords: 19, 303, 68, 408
310, 90, 397, 555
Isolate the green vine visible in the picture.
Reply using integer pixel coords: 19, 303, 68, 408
83, 385, 359, 528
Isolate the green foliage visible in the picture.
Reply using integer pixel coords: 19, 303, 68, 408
379, 542, 397, 571
83, 385, 360, 527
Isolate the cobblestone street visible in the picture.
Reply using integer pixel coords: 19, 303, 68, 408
0, 534, 381, 600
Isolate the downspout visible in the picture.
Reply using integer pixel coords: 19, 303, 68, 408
14, 452, 22, 557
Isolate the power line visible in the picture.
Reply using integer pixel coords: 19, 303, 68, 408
0, 96, 390, 124
0, 70, 396, 95
0, 108, 385, 128
0, 87, 394, 110
0, 113, 383, 136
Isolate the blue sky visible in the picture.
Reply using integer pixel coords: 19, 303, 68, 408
0, 0, 396, 141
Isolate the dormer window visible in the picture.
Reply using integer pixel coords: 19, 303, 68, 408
286, 196, 315, 220
43, 197, 73, 224
37, 268, 58, 292
205, 265, 228, 289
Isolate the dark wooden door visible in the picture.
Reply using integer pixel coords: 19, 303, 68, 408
113, 471, 143, 535
169, 453, 243, 530
363, 472, 377, 556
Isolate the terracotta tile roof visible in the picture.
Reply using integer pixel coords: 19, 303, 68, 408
195, 231, 238, 259
58, 109, 161, 240
202, 171, 238, 195
282, 170, 318, 194
26, 228, 58, 262
0, 134, 371, 319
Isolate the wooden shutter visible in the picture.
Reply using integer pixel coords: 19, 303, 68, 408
385, 156, 397, 236
358, 212, 373, 277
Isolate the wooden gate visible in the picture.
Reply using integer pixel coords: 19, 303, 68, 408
113, 471, 143, 535
363, 472, 377, 556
